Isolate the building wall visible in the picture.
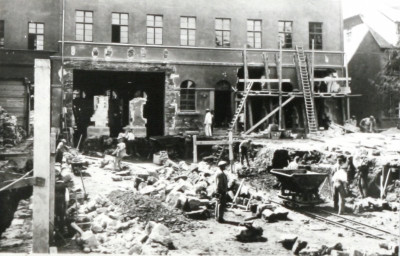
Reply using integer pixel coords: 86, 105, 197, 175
348, 31, 386, 124
62, 0, 343, 51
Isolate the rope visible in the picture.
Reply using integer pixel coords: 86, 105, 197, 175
0, 170, 33, 192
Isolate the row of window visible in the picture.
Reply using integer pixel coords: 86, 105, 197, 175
0, 15, 323, 50
75, 11, 323, 49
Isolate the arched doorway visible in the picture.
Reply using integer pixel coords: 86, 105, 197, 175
214, 80, 232, 128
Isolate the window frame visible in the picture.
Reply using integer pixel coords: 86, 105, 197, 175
28, 22, 44, 50
111, 12, 129, 44
309, 22, 323, 50
247, 19, 262, 49
0, 20, 4, 48
215, 18, 231, 47
180, 16, 196, 46
75, 10, 93, 42
180, 80, 196, 112
146, 14, 163, 45
278, 20, 293, 49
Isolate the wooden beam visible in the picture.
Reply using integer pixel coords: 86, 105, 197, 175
244, 96, 295, 135
33, 59, 51, 253
262, 53, 271, 91
248, 100, 254, 128
0, 177, 45, 191
238, 79, 291, 83
277, 40, 283, 129
196, 140, 230, 145
228, 131, 233, 164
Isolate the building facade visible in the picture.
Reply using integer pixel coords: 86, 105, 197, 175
1, 0, 351, 139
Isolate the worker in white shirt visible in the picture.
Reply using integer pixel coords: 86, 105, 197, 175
287, 156, 300, 169
204, 109, 213, 137
125, 128, 138, 157
332, 156, 349, 215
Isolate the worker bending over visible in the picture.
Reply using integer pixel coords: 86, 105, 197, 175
332, 156, 349, 215
239, 139, 252, 167
215, 161, 229, 223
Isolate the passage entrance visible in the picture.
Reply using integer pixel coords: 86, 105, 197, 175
73, 70, 165, 139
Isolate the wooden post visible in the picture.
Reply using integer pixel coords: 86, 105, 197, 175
248, 100, 254, 128
311, 39, 315, 92
33, 59, 51, 253
49, 129, 57, 240
278, 41, 283, 130
193, 135, 197, 163
228, 131, 233, 165
262, 53, 271, 91
243, 45, 248, 131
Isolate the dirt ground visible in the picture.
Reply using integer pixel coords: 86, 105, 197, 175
70, 163, 398, 255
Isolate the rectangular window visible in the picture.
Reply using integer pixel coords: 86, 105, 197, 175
76, 10, 93, 42
0, 20, 4, 48
215, 18, 230, 47
309, 22, 323, 50
278, 21, 292, 48
247, 19, 262, 48
180, 17, 196, 46
112, 13, 128, 43
28, 22, 44, 50
147, 15, 163, 45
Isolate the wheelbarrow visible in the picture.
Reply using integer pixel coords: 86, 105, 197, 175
270, 169, 328, 207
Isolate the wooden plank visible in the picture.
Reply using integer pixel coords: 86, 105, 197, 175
228, 132, 233, 163
243, 45, 248, 132
0, 177, 45, 191
193, 135, 197, 163
238, 79, 291, 83
244, 96, 295, 134
262, 53, 271, 91
33, 59, 51, 253
196, 140, 230, 145
313, 78, 351, 82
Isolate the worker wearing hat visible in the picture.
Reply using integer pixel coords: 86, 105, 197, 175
204, 109, 213, 137
215, 161, 229, 223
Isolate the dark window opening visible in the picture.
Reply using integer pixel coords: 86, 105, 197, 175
111, 13, 128, 43
0, 20, 4, 48
28, 22, 44, 50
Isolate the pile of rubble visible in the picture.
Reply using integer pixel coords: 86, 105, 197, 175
0, 106, 26, 147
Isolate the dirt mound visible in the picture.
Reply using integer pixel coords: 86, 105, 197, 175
107, 190, 195, 231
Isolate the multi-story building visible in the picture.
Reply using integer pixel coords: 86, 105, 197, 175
1, 0, 352, 139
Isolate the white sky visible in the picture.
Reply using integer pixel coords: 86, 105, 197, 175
342, 0, 400, 18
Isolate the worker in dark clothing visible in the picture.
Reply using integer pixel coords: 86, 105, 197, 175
357, 160, 370, 198
55, 139, 70, 164
215, 161, 229, 223
239, 139, 252, 167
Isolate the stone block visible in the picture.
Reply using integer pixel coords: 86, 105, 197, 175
278, 234, 298, 250
87, 126, 110, 137
292, 239, 308, 255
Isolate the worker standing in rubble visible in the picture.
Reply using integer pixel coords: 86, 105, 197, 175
239, 139, 252, 167
113, 136, 127, 171
55, 139, 71, 164
360, 116, 377, 133
332, 156, 349, 215
204, 109, 213, 137
215, 161, 229, 223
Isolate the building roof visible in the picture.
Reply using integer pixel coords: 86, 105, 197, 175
366, 24, 394, 49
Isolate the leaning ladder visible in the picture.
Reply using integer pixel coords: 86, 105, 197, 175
295, 45, 317, 133
214, 80, 254, 163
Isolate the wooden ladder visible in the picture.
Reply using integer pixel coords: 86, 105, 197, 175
214, 80, 254, 163
295, 45, 317, 133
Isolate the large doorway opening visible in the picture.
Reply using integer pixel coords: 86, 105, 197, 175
214, 80, 232, 128
73, 70, 165, 139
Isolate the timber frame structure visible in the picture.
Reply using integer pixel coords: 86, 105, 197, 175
232, 40, 355, 136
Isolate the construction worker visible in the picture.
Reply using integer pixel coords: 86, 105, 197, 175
239, 139, 252, 167
360, 116, 377, 133
287, 156, 300, 169
113, 136, 127, 171
55, 139, 71, 164
332, 156, 348, 215
204, 109, 213, 137
345, 115, 357, 127
215, 161, 229, 223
